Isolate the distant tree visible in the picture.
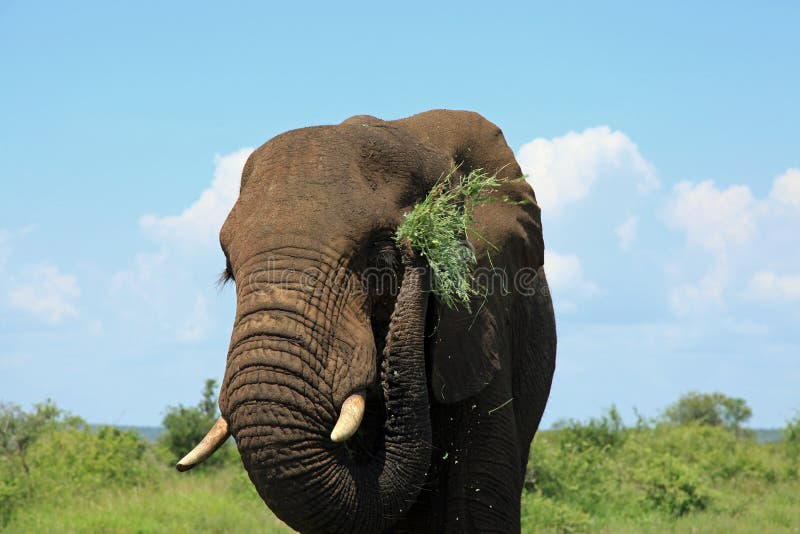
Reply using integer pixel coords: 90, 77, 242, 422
0, 400, 87, 524
663, 392, 752, 435
160, 379, 230, 467
0, 400, 84, 478
784, 412, 800, 459
199, 378, 217, 420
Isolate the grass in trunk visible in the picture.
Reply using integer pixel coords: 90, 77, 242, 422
395, 168, 505, 311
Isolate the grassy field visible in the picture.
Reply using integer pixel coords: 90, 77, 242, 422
3, 467, 292, 534
5, 466, 799, 533
522, 481, 800, 533
2, 402, 799, 533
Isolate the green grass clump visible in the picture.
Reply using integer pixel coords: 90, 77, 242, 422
395, 167, 503, 310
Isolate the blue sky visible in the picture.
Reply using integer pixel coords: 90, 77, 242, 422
1, 1, 798, 428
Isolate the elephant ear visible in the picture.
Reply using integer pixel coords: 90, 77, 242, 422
428, 294, 502, 403
394, 109, 544, 404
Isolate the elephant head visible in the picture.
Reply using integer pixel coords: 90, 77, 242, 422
177, 110, 550, 533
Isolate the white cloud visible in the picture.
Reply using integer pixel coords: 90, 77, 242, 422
544, 250, 598, 297
665, 180, 757, 252
8, 263, 81, 324
110, 251, 168, 295
0, 229, 9, 270
0, 227, 36, 270
769, 168, 800, 210
615, 215, 638, 250
176, 293, 211, 343
517, 126, 658, 213
665, 168, 800, 313
108, 147, 252, 344
664, 179, 756, 314
108, 249, 218, 343
139, 147, 253, 248
748, 271, 800, 302
669, 261, 729, 315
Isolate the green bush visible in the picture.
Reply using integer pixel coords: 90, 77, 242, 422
524, 399, 797, 528
632, 424, 784, 483
0, 401, 155, 527
26, 426, 152, 500
784, 413, 800, 461
552, 406, 626, 452
0, 479, 22, 527
527, 429, 613, 505
633, 454, 710, 517
0, 400, 87, 526
159, 378, 236, 469
527, 408, 628, 517
521, 491, 593, 533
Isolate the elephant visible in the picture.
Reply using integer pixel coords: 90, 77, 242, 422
177, 109, 557, 533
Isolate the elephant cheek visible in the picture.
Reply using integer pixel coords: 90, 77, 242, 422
327, 313, 378, 409
218, 280, 379, 438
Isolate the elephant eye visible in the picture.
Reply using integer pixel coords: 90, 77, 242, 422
372, 241, 399, 270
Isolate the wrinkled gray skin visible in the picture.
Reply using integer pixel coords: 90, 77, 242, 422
214, 110, 556, 533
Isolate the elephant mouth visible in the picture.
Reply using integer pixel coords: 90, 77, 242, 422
338, 291, 399, 460
336, 267, 436, 461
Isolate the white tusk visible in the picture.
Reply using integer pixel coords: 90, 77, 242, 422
176, 416, 230, 472
331, 391, 366, 443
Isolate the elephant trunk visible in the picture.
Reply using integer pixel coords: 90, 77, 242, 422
220, 252, 432, 534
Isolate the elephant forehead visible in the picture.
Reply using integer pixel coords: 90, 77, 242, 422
223, 134, 448, 253
241, 122, 445, 195
225, 196, 381, 259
